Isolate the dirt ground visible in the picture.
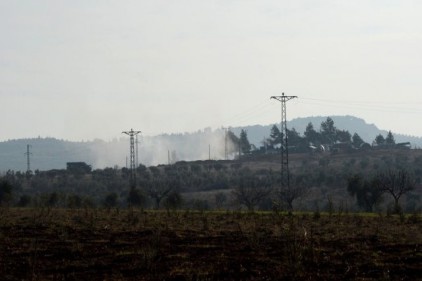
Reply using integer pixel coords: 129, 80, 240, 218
0, 208, 421, 280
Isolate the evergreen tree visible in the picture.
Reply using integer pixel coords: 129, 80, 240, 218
374, 134, 385, 145
336, 129, 352, 143
320, 117, 337, 144
269, 125, 282, 146
385, 131, 395, 145
286, 128, 302, 146
352, 133, 365, 148
239, 129, 251, 154
227, 130, 240, 154
304, 122, 319, 144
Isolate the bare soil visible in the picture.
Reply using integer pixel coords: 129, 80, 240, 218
0, 208, 421, 280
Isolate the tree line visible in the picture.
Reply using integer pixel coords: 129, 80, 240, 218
1, 148, 420, 213
235, 117, 399, 154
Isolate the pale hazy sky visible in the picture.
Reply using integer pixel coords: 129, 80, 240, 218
1, 0, 422, 141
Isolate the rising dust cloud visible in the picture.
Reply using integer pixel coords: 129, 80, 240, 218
90, 129, 238, 169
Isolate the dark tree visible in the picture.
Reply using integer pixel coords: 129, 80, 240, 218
286, 128, 303, 147
336, 129, 352, 143
227, 130, 241, 155
46, 192, 59, 207
163, 191, 183, 211
67, 194, 82, 209
239, 129, 251, 154
214, 192, 227, 209
320, 117, 336, 144
347, 175, 384, 212
352, 133, 365, 148
0, 180, 12, 206
277, 175, 307, 210
269, 125, 282, 147
232, 173, 272, 211
278, 187, 304, 211
147, 178, 175, 209
304, 122, 319, 144
377, 169, 414, 212
104, 192, 118, 208
385, 131, 395, 145
227, 130, 239, 144
374, 134, 385, 145
127, 187, 145, 207
17, 194, 31, 207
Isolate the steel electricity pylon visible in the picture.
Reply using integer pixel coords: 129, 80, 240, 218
271, 93, 297, 189
24, 144, 32, 173
122, 129, 141, 188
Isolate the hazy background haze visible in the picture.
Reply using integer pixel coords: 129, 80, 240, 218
1, 0, 421, 141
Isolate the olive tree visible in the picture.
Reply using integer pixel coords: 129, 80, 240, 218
347, 174, 384, 212
232, 174, 272, 211
277, 175, 308, 211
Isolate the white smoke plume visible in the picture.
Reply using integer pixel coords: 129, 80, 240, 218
89, 128, 238, 169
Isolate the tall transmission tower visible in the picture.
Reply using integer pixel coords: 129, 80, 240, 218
24, 144, 32, 173
271, 93, 297, 189
122, 129, 141, 188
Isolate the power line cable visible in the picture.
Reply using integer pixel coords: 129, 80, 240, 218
299, 97, 422, 114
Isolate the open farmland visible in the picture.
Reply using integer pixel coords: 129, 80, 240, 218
0, 208, 420, 280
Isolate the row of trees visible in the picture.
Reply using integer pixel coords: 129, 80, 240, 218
1, 160, 417, 213
264, 117, 363, 151
234, 117, 398, 154
231, 168, 416, 213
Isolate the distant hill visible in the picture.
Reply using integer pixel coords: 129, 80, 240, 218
230, 115, 422, 148
0, 138, 98, 172
1, 115, 421, 172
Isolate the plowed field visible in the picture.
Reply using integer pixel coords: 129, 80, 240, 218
0, 208, 421, 280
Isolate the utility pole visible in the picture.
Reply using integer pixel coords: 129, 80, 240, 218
222, 127, 228, 160
271, 93, 297, 189
24, 144, 32, 173
122, 129, 141, 188
135, 134, 140, 168
238, 139, 241, 160
168, 150, 171, 165
263, 137, 267, 154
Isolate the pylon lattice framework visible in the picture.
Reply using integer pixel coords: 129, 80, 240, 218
122, 129, 141, 188
271, 93, 297, 189
25, 144, 32, 173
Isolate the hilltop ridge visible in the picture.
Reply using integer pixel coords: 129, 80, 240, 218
1, 115, 421, 171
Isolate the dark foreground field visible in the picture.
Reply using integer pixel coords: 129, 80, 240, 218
0, 208, 421, 280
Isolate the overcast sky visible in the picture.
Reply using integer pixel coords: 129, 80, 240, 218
1, 0, 422, 141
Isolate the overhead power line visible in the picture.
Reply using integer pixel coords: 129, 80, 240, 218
299, 97, 422, 114
211, 100, 277, 130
